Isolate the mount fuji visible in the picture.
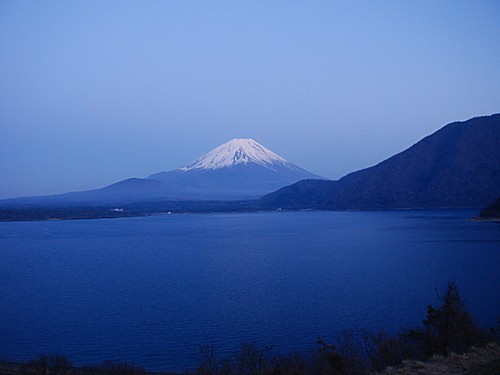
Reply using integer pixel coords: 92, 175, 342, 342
144, 138, 325, 200
2, 139, 324, 206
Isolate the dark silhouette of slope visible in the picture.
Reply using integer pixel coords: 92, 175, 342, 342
479, 197, 500, 219
261, 114, 500, 209
0, 178, 174, 207
259, 179, 340, 208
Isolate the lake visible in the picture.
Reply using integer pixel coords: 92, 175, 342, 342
0, 209, 499, 372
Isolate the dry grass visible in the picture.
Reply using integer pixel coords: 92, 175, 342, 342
377, 343, 500, 375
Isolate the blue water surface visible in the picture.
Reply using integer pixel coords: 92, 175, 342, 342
0, 209, 499, 371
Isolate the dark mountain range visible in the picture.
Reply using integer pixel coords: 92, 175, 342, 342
2, 114, 498, 219
261, 113, 500, 209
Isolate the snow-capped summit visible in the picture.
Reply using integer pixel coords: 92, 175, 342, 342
179, 138, 289, 171
146, 138, 326, 200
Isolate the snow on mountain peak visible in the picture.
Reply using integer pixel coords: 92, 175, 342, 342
179, 138, 290, 171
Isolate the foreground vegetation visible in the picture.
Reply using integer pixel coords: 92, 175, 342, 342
2, 283, 499, 375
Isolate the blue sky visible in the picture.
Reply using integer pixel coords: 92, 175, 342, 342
1, 1, 499, 199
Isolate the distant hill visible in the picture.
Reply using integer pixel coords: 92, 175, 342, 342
261, 114, 500, 209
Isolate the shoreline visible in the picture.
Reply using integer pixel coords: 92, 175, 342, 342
0, 206, 486, 223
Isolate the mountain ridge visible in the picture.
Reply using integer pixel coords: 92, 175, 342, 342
1, 114, 498, 214
261, 113, 500, 209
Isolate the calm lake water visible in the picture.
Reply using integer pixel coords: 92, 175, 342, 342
0, 209, 499, 371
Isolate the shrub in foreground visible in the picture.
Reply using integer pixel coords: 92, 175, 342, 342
413, 282, 490, 357
20, 354, 72, 375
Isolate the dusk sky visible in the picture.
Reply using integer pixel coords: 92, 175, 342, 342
1, 1, 499, 199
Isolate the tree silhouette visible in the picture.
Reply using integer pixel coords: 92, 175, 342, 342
422, 282, 486, 356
